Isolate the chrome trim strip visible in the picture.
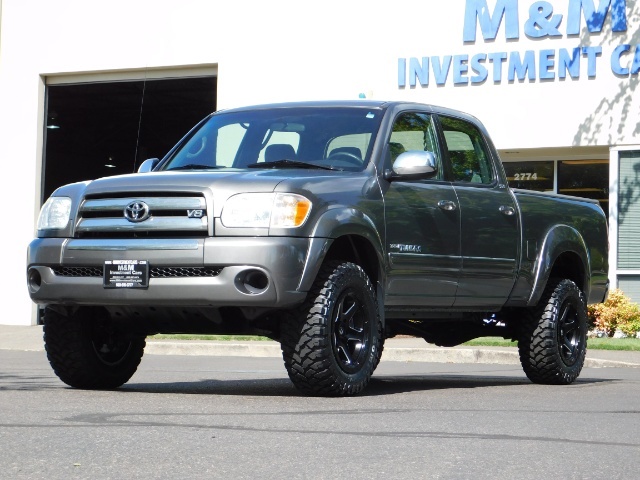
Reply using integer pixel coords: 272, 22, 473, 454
81, 197, 206, 211
67, 239, 201, 251
76, 216, 208, 232
461, 256, 516, 262
389, 253, 457, 260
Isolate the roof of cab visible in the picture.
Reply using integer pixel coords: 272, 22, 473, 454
213, 100, 480, 124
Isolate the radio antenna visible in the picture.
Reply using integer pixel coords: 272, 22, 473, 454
133, 74, 147, 172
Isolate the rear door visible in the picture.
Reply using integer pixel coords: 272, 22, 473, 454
384, 111, 461, 308
437, 114, 519, 309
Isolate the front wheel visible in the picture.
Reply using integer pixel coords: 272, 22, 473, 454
281, 261, 383, 396
44, 307, 146, 389
518, 278, 587, 385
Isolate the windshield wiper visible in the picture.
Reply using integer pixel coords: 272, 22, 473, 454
247, 159, 339, 171
165, 164, 223, 171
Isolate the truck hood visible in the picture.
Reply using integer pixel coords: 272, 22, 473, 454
55, 168, 359, 218
84, 169, 295, 194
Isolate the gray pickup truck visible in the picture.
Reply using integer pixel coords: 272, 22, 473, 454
27, 100, 609, 396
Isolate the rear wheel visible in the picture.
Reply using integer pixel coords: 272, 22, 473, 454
281, 261, 383, 396
44, 307, 145, 389
518, 278, 587, 385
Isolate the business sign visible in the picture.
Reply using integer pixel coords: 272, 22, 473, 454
398, 0, 638, 87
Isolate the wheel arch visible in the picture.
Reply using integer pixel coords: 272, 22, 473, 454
527, 224, 590, 307
297, 208, 385, 323
322, 235, 380, 285
300, 208, 384, 284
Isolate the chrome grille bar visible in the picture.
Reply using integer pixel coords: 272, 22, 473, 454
81, 197, 206, 211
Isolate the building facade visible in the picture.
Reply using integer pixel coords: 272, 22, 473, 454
0, 0, 638, 325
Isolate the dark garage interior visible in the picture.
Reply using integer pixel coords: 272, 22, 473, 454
43, 76, 217, 201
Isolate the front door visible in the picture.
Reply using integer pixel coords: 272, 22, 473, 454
384, 111, 461, 308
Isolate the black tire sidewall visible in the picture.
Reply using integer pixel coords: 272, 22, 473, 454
44, 307, 145, 389
519, 278, 587, 385
281, 261, 383, 396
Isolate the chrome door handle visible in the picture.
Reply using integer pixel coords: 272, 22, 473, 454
499, 205, 516, 216
438, 200, 457, 211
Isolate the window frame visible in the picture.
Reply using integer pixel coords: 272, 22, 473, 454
385, 110, 446, 182
434, 114, 498, 187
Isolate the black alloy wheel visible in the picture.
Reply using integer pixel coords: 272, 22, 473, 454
556, 298, 583, 367
331, 287, 370, 374
91, 326, 137, 367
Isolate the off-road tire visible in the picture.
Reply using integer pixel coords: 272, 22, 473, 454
281, 261, 383, 396
43, 307, 146, 389
518, 278, 587, 385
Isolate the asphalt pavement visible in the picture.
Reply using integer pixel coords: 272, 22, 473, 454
1, 324, 639, 368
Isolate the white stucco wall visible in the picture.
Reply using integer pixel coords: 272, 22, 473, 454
0, 0, 638, 324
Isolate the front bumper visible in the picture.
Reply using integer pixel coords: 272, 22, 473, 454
27, 237, 320, 308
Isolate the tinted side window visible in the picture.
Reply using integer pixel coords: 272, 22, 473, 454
440, 116, 494, 184
388, 112, 442, 179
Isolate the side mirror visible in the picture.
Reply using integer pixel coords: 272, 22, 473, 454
137, 158, 160, 173
385, 151, 438, 181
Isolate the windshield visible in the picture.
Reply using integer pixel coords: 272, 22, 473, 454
159, 106, 383, 172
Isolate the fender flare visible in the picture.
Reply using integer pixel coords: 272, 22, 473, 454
527, 224, 590, 307
297, 206, 385, 294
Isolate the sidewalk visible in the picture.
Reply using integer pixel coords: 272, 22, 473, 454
2, 325, 640, 368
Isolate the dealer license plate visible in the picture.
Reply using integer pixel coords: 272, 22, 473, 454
103, 260, 149, 289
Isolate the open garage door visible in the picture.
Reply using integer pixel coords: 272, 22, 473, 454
42, 75, 217, 201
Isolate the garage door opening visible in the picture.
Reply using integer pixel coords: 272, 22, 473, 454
42, 76, 217, 201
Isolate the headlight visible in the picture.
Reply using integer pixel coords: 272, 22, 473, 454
221, 193, 311, 228
37, 197, 72, 230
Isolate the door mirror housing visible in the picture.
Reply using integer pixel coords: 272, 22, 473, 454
137, 158, 160, 173
385, 151, 438, 181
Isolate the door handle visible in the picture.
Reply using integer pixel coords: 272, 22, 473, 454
438, 200, 457, 211
499, 205, 516, 216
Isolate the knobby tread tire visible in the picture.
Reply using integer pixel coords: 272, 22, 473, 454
518, 278, 587, 385
44, 308, 146, 390
280, 261, 383, 396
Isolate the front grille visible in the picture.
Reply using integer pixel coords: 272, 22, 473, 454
53, 266, 103, 277
52, 266, 223, 278
151, 266, 223, 278
75, 193, 209, 239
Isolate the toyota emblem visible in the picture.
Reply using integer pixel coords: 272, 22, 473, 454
124, 201, 150, 222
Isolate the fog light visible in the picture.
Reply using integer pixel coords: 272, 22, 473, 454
235, 269, 269, 295
27, 268, 42, 293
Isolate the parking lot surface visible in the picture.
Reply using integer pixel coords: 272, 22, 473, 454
1, 349, 639, 479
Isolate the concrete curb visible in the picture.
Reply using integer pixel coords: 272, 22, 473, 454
2, 326, 639, 368
144, 341, 640, 368
145, 341, 281, 358
381, 346, 520, 365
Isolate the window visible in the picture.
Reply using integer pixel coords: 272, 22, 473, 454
503, 161, 554, 191
327, 133, 372, 161
617, 152, 640, 269
388, 112, 441, 177
160, 106, 383, 172
558, 160, 609, 210
216, 123, 249, 167
440, 116, 494, 184
256, 131, 301, 163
